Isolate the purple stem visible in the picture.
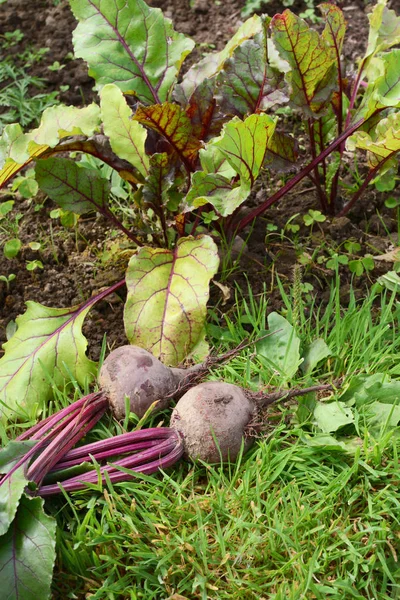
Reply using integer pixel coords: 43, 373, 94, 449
38, 434, 184, 496
1, 393, 107, 489
52, 427, 175, 463
52, 440, 160, 471
337, 156, 394, 218
27, 396, 108, 484
236, 118, 364, 231
16, 396, 90, 441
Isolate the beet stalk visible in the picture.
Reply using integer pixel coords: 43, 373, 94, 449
38, 427, 183, 496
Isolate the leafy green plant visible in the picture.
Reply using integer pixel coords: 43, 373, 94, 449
0, 0, 399, 423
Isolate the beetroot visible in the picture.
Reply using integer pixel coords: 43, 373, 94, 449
98, 345, 203, 418
170, 381, 257, 463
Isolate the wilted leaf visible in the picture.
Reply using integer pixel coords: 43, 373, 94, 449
212, 280, 231, 305
314, 401, 354, 433
185, 172, 251, 217
271, 9, 337, 117
211, 113, 277, 183
135, 103, 202, 170
0, 104, 101, 189
70, 0, 194, 103
124, 236, 219, 365
0, 442, 36, 536
378, 271, 400, 293
100, 84, 149, 178
0, 495, 56, 600
373, 248, 400, 262
257, 313, 301, 381
36, 157, 110, 214
0, 300, 97, 421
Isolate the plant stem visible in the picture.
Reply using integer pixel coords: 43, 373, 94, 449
256, 380, 342, 408
38, 431, 184, 496
336, 156, 394, 217
308, 119, 328, 212
235, 119, 364, 231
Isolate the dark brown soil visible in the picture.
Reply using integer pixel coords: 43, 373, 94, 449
0, 0, 398, 361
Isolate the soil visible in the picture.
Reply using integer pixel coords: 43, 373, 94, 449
0, 0, 399, 361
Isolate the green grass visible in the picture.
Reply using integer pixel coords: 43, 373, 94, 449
0, 33, 61, 130
15, 274, 400, 599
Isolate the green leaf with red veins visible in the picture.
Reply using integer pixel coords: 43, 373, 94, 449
185, 172, 251, 217
320, 3, 346, 59
271, 10, 337, 118
100, 84, 149, 178
175, 15, 262, 103
124, 236, 219, 366
143, 153, 175, 208
199, 145, 236, 179
347, 112, 400, 170
185, 79, 225, 142
0, 495, 56, 600
216, 27, 288, 118
0, 104, 100, 189
264, 131, 298, 172
211, 113, 277, 184
69, 0, 194, 104
364, 0, 400, 65
134, 103, 202, 170
36, 158, 110, 214
354, 50, 400, 122
0, 299, 98, 422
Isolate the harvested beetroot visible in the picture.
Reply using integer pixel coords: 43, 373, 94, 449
170, 381, 256, 463
98, 345, 203, 419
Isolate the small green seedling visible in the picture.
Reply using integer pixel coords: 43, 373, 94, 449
0, 273, 16, 291
26, 260, 44, 271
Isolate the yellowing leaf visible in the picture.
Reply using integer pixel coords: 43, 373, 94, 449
185, 172, 251, 217
100, 84, 149, 178
0, 104, 101, 189
364, 0, 400, 64
124, 236, 219, 366
347, 112, 400, 168
0, 300, 97, 421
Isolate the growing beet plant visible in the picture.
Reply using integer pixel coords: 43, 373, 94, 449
0, 0, 399, 426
